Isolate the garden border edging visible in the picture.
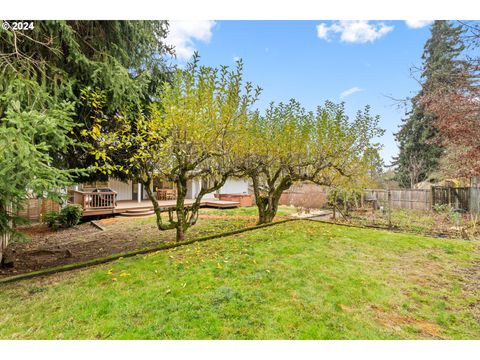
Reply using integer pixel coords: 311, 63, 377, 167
0, 218, 299, 285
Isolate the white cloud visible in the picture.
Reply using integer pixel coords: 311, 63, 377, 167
316, 23, 331, 41
166, 20, 216, 60
340, 87, 364, 99
316, 21, 394, 43
233, 55, 240, 62
405, 20, 433, 29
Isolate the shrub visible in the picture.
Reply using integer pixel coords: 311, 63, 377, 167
58, 204, 83, 228
433, 204, 463, 225
327, 188, 362, 215
42, 211, 60, 230
42, 205, 83, 230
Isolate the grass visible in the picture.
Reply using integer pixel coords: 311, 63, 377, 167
0, 220, 479, 339
199, 205, 298, 217
98, 205, 297, 244
100, 205, 298, 243
2, 206, 297, 277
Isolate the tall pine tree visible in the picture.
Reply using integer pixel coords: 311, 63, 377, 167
393, 21, 466, 187
0, 21, 174, 183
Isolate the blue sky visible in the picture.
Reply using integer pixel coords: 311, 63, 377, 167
166, 20, 434, 164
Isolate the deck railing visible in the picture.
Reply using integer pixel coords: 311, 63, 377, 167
70, 190, 117, 211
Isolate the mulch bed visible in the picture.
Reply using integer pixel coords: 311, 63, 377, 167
0, 219, 168, 277
0, 214, 277, 278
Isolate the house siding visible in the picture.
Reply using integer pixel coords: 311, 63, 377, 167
79, 177, 250, 201
108, 179, 132, 201
192, 178, 250, 199
220, 179, 249, 194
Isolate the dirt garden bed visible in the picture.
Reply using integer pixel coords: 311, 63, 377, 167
0, 211, 289, 277
331, 208, 480, 240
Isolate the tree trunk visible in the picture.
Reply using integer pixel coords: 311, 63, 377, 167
252, 174, 291, 225
255, 193, 281, 225
174, 175, 189, 242
142, 177, 176, 232
252, 175, 267, 224
0, 202, 11, 267
176, 225, 186, 242
0, 233, 6, 266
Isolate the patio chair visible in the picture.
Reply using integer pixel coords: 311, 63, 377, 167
166, 190, 176, 200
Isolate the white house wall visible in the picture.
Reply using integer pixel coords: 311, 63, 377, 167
220, 179, 249, 194
186, 180, 194, 199
108, 179, 132, 201
191, 178, 250, 199
191, 179, 216, 199
105, 177, 250, 201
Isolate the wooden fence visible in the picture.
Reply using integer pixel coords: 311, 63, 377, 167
17, 198, 60, 222
431, 187, 470, 212
279, 183, 328, 209
364, 189, 431, 210
471, 187, 480, 214
364, 187, 480, 213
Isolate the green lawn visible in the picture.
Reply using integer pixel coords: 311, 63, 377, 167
199, 205, 298, 217
0, 220, 478, 339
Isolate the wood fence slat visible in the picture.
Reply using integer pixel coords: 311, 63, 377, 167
364, 188, 431, 211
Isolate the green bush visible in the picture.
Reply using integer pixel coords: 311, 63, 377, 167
42, 211, 60, 229
327, 188, 362, 215
433, 204, 462, 225
58, 204, 83, 228
42, 205, 83, 230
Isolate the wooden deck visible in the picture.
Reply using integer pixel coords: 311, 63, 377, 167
83, 198, 240, 216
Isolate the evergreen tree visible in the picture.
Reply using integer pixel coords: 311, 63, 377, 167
0, 21, 174, 182
0, 21, 173, 260
393, 21, 466, 187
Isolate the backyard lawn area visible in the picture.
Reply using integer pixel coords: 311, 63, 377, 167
0, 220, 479, 339
0, 206, 297, 277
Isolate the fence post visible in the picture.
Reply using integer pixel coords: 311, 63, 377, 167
387, 189, 392, 229
430, 187, 435, 210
